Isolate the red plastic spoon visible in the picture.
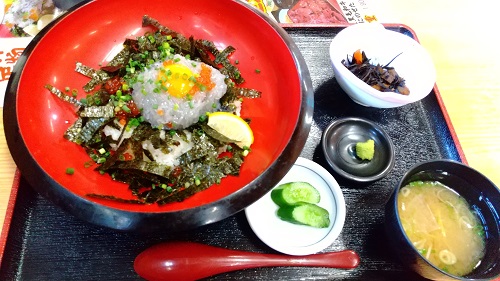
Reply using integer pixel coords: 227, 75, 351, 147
134, 241, 360, 281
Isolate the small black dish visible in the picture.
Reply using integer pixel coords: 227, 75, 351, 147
321, 117, 395, 182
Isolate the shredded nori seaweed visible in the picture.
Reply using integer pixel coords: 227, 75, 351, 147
75, 62, 111, 92
79, 104, 115, 118
79, 117, 112, 144
45, 84, 83, 108
64, 117, 84, 143
142, 15, 179, 37
86, 194, 145, 204
199, 123, 237, 143
105, 45, 132, 70
227, 85, 262, 98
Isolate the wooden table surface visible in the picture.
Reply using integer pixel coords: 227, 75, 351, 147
1, 0, 499, 236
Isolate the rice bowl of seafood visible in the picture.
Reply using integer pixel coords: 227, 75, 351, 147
3, 0, 313, 232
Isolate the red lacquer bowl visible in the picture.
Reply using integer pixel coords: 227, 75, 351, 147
4, 0, 313, 231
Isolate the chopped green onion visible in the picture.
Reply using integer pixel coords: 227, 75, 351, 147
128, 118, 141, 128
65, 167, 75, 175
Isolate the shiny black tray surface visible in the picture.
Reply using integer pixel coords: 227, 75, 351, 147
0, 26, 461, 280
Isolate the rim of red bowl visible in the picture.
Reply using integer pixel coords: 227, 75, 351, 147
3, 0, 314, 232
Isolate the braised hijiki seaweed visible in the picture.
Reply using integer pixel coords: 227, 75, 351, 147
342, 49, 410, 95
46, 15, 261, 205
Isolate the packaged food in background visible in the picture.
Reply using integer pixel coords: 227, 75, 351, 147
1, 0, 66, 37
287, 0, 348, 24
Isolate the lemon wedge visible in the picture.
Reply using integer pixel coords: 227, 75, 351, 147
207, 112, 254, 148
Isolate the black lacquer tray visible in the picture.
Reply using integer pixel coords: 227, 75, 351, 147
0, 26, 463, 280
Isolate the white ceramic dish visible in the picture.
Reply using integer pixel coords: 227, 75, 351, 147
245, 157, 346, 256
329, 23, 436, 108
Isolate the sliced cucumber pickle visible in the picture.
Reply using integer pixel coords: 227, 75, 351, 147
276, 203, 330, 228
271, 182, 320, 206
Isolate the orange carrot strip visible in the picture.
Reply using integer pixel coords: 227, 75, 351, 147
353, 49, 363, 65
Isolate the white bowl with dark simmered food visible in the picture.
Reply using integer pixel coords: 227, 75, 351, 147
329, 23, 436, 108
245, 157, 346, 256
322, 117, 395, 182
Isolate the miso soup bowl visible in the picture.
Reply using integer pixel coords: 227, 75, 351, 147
385, 160, 500, 280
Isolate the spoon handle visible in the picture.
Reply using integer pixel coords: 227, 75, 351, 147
272, 250, 361, 268
134, 241, 360, 281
